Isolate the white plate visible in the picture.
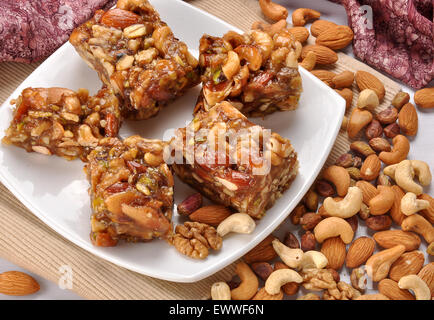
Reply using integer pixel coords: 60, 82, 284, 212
0, 0, 345, 282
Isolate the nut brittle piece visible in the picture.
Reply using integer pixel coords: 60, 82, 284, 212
168, 101, 298, 219
2, 87, 121, 161
195, 28, 302, 117
70, 0, 200, 120
86, 136, 174, 247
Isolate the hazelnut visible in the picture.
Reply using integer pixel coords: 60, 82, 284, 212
300, 213, 323, 230
383, 123, 400, 138
315, 179, 335, 197
376, 106, 398, 124
365, 215, 392, 231
365, 119, 383, 140
301, 231, 316, 251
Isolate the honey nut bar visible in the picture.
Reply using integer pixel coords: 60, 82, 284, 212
168, 101, 298, 218
2, 87, 121, 161
86, 135, 174, 247
195, 28, 303, 117
69, 0, 200, 120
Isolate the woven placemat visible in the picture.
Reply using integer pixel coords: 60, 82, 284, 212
0, 0, 401, 299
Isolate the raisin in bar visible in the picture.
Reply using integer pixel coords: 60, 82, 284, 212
70, 0, 200, 120
2, 87, 121, 161
86, 135, 174, 247
168, 101, 298, 219
196, 28, 303, 117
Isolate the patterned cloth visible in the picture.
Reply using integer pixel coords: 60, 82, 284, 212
0, 0, 116, 63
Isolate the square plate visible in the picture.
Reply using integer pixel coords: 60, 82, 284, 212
0, 0, 345, 282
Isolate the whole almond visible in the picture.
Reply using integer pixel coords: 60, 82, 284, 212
356, 180, 379, 204
398, 102, 418, 136
189, 205, 231, 226
389, 250, 425, 282
310, 19, 337, 37
373, 230, 421, 251
0, 271, 40, 296
346, 236, 376, 268
310, 70, 336, 87
243, 235, 277, 263
418, 193, 434, 223
315, 25, 354, 50
414, 87, 434, 109
355, 70, 385, 101
321, 236, 346, 270
360, 154, 381, 181
332, 71, 354, 88
287, 26, 310, 43
390, 185, 406, 225
418, 263, 434, 297
378, 279, 415, 300
301, 44, 338, 65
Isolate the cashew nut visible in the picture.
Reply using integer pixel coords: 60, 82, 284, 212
234, 45, 262, 71
401, 214, 434, 243
299, 51, 316, 72
322, 165, 351, 197
272, 239, 304, 269
394, 160, 423, 195
292, 8, 321, 26
347, 108, 373, 139
264, 269, 303, 295
313, 217, 354, 244
369, 185, 395, 215
398, 275, 431, 300
298, 250, 328, 271
379, 135, 410, 165
410, 160, 432, 186
222, 51, 240, 80
401, 192, 430, 216
365, 245, 406, 282
251, 30, 274, 61
231, 261, 259, 300
217, 213, 256, 237
357, 89, 379, 110
251, 19, 287, 36
259, 0, 288, 22
323, 186, 363, 218
383, 163, 398, 179
211, 282, 231, 300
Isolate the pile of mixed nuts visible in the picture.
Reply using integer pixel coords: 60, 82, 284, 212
204, 4, 434, 301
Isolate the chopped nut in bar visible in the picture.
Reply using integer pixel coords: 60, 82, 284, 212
69, 0, 200, 120
2, 87, 121, 161
167, 101, 298, 219
85, 135, 174, 247
195, 28, 302, 117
